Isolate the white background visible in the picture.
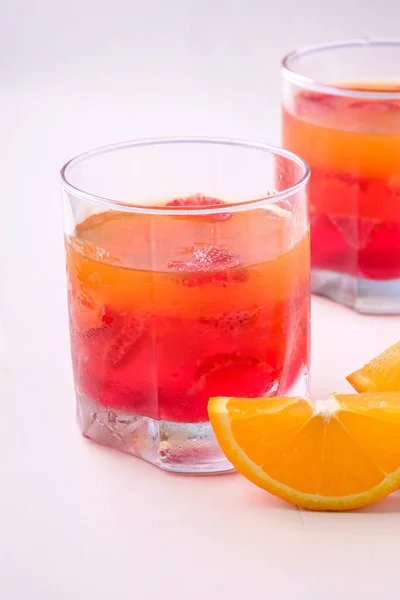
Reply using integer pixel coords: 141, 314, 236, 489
2, 1, 400, 598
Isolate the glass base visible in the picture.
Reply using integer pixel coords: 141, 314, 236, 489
76, 369, 309, 473
77, 394, 234, 473
312, 268, 400, 314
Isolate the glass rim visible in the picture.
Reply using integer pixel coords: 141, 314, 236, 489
60, 136, 310, 216
282, 37, 400, 99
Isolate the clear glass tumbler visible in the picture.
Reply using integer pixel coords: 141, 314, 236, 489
282, 38, 400, 314
61, 138, 310, 473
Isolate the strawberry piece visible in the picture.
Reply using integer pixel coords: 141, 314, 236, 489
349, 100, 400, 112
169, 245, 242, 271
200, 307, 262, 333
167, 245, 248, 287
296, 91, 338, 118
189, 353, 277, 398
300, 92, 338, 108
100, 306, 116, 328
327, 214, 378, 250
107, 316, 148, 367
166, 194, 231, 221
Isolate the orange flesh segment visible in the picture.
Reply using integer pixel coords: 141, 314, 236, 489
208, 393, 400, 511
347, 340, 400, 392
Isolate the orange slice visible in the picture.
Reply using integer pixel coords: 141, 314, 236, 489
347, 340, 400, 392
208, 393, 400, 511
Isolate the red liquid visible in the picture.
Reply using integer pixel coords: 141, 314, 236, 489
66, 205, 309, 423
283, 85, 400, 280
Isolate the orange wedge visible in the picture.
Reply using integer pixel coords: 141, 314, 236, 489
347, 340, 400, 392
208, 393, 400, 511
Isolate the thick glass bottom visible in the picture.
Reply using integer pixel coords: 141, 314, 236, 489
76, 368, 309, 473
312, 268, 400, 314
77, 393, 233, 473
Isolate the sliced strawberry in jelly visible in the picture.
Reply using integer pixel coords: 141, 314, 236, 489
167, 245, 248, 287
349, 100, 400, 112
172, 245, 242, 270
107, 316, 148, 366
200, 307, 262, 333
189, 353, 277, 398
166, 194, 231, 221
334, 171, 367, 191
296, 91, 338, 117
166, 194, 224, 208
309, 169, 367, 218
301, 92, 338, 108
327, 214, 378, 250
100, 306, 117, 328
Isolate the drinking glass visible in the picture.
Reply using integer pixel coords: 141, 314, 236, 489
282, 39, 400, 313
61, 137, 310, 473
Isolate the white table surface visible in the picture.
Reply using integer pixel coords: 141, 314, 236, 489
3, 8, 400, 595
